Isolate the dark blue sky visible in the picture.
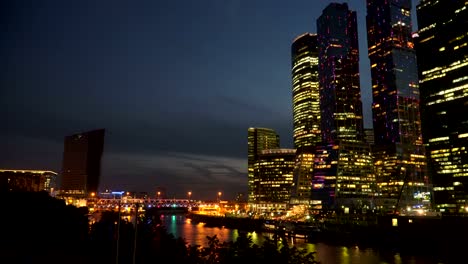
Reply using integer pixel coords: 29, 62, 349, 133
1, 0, 419, 200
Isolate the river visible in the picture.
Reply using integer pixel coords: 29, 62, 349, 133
159, 214, 446, 264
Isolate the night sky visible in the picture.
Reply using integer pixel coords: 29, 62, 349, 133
1, 0, 419, 200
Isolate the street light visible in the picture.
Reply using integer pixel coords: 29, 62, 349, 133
218, 192, 222, 202
188, 191, 192, 201
157, 191, 161, 200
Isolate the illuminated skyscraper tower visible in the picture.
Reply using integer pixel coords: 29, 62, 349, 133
366, 0, 430, 211
317, 3, 364, 143
290, 33, 320, 204
312, 3, 375, 211
416, 0, 468, 213
247, 127, 280, 203
291, 33, 321, 149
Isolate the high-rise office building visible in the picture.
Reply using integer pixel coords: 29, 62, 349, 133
317, 3, 364, 143
247, 127, 280, 203
290, 33, 320, 205
252, 149, 296, 214
292, 33, 321, 149
312, 3, 374, 211
367, 0, 430, 212
61, 129, 105, 197
416, 0, 468, 213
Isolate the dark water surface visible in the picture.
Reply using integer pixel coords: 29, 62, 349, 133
160, 214, 447, 264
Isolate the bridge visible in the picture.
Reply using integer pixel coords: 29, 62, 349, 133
87, 198, 223, 213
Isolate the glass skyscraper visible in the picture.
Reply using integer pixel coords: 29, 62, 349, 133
317, 3, 364, 143
291, 33, 321, 149
366, 0, 430, 212
247, 127, 280, 203
416, 0, 468, 213
312, 3, 375, 211
290, 33, 320, 205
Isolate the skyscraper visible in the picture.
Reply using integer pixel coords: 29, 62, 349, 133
367, 0, 430, 212
61, 129, 105, 197
290, 33, 320, 205
312, 3, 375, 211
317, 3, 364, 143
416, 0, 468, 213
247, 127, 280, 203
291, 33, 321, 149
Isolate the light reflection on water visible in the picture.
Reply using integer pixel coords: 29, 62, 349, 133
159, 214, 445, 264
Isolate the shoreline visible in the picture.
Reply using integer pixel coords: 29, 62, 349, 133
185, 213, 468, 258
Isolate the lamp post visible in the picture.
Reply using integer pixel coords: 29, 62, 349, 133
115, 192, 123, 264
157, 191, 161, 200
188, 191, 192, 201
218, 192, 222, 202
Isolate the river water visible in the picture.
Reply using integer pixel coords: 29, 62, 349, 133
159, 214, 445, 264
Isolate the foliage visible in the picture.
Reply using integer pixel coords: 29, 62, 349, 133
1, 192, 319, 263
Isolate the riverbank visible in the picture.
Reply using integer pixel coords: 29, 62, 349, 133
186, 213, 468, 260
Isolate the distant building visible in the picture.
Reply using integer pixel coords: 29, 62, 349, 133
60, 129, 105, 197
252, 149, 296, 214
236, 192, 246, 203
291, 33, 321, 149
364, 129, 374, 146
416, 0, 468, 213
367, 0, 430, 212
247, 127, 280, 203
0, 169, 57, 194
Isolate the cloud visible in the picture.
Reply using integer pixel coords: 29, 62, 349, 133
101, 151, 247, 200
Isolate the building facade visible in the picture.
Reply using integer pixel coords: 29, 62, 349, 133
416, 0, 468, 213
252, 149, 296, 214
0, 169, 57, 193
364, 128, 375, 146
311, 3, 374, 211
367, 0, 430, 212
311, 142, 375, 212
317, 3, 364, 143
247, 127, 280, 203
291, 33, 321, 149
291, 146, 315, 204
61, 129, 105, 197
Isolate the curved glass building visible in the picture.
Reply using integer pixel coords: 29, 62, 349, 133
291, 33, 321, 149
